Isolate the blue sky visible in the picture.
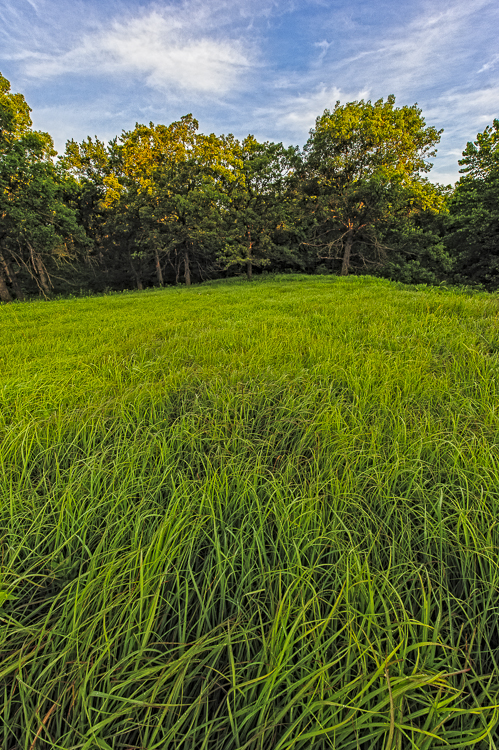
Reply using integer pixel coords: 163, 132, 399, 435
1, 0, 498, 184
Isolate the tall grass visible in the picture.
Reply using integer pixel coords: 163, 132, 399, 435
1, 275, 498, 749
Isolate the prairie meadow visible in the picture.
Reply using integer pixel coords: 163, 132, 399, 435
1, 275, 498, 749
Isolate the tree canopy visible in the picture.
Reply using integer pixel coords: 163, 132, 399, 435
1, 73, 499, 298
301, 96, 444, 275
0, 73, 84, 301
448, 120, 499, 288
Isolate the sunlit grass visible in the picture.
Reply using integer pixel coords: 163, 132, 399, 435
1, 274, 498, 749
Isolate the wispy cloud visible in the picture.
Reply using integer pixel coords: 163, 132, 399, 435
32, 100, 123, 146
1, 0, 498, 182
24, 0, 41, 12
259, 0, 499, 181
313, 40, 331, 66
20, 6, 253, 95
478, 53, 499, 74
424, 86, 499, 124
321, 0, 498, 97
255, 84, 368, 142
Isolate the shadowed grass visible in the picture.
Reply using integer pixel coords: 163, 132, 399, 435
1, 275, 498, 748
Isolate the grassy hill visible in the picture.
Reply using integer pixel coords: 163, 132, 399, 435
1, 275, 498, 749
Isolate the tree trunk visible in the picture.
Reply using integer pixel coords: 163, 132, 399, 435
184, 247, 191, 287
174, 249, 180, 285
154, 245, 164, 287
340, 227, 354, 276
0, 251, 24, 300
29, 244, 52, 297
0, 265, 12, 302
246, 231, 253, 281
128, 250, 143, 290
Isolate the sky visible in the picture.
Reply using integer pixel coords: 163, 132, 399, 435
1, 0, 498, 184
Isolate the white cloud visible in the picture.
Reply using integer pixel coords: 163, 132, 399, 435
30, 100, 128, 153
2, 0, 498, 185
255, 0, 498, 137
407, 85, 499, 183
21, 6, 253, 95
335, 0, 496, 97
313, 40, 331, 66
256, 84, 369, 139
424, 86, 499, 137
259, 0, 499, 182
478, 54, 499, 74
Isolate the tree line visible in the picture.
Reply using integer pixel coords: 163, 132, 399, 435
1, 72, 498, 301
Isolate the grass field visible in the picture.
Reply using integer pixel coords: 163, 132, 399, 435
1, 274, 499, 749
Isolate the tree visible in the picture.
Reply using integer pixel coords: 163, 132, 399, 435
101, 118, 241, 287
301, 96, 443, 276
0, 73, 83, 301
147, 127, 239, 286
219, 137, 299, 280
448, 120, 499, 289
149, 156, 223, 287
58, 136, 113, 291
376, 194, 454, 285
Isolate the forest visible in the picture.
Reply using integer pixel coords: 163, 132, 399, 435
1, 71, 498, 301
